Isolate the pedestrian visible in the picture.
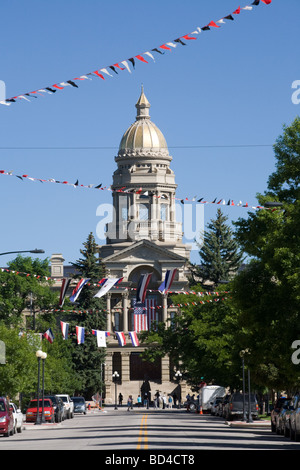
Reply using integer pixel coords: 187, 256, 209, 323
162, 393, 167, 409
127, 395, 133, 411
118, 393, 123, 406
168, 395, 173, 409
137, 395, 142, 407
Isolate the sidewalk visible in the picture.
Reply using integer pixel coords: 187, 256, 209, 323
225, 419, 270, 428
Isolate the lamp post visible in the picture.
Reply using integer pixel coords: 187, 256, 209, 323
239, 350, 248, 422
35, 350, 47, 425
100, 362, 106, 409
0, 249, 45, 256
175, 370, 182, 409
112, 371, 119, 410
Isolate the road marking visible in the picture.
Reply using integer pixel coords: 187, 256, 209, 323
137, 414, 148, 449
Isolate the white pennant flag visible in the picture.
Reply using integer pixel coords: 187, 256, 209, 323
94, 278, 123, 298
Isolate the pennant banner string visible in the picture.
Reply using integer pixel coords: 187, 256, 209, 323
0, 169, 280, 211
0, 1, 271, 106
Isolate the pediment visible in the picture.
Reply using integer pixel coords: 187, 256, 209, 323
102, 239, 186, 264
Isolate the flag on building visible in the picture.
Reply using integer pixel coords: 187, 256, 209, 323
70, 278, 90, 303
60, 321, 69, 340
136, 273, 152, 303
94, 277, 123, 298
59, 278, 71, 307
132, 298, 158, 333
76, 326, 85, 344
158, 269, 177, 294
116, 331, 126, 347
43, 328, 54, 344
128, 331, 139, 347
132, 299, 148, 333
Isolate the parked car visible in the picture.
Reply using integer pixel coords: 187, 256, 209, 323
10, 402, 23, 434
289, 395, 300, 441
57, 394, 74, 419
26, 398, 55, 423
216, 396, 229, 417
210, 397, 223, 416
274, 399, 293, 436
0, 397, 14, 437
223, 393, 259, 421
271, 396, 290, 433
44, 395, 64, 423
71, 397, 87, 415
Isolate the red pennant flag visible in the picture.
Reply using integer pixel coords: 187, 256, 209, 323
181, 34, 197, 40
208, 21, 220, 28
233, 7, 241, 14
135, 55, 148, 63
261, 0, 271, 3
94, 71, 105, 80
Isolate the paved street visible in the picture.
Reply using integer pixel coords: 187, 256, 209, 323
1, 408, 300, 452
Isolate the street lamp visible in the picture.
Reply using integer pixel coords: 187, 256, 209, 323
239, 350, 248, 422
175, 370, 182, 409
0, 249, 45, 256
35, 350, 47, 425
112, 371, 120, 410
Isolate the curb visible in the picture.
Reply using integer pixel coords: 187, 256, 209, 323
225, 420, 270, 428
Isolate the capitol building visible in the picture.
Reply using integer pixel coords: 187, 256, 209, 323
97, 87, 192, 403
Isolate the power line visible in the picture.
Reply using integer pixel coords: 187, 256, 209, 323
0, 144, 273, 150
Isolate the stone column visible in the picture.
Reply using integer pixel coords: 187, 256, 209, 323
122, 351, 130, 383
106, 293, 112, 332
122, 291, 129, 333
161, 355, 170, 383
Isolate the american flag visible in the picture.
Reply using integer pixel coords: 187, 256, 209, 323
132, 298, 158, 333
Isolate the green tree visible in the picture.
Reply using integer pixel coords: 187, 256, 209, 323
141, 287, 241, 390
232, 116, 300, 392
191, 208, 244, 286
67, 233, 107, 399
0, 255, 56, 327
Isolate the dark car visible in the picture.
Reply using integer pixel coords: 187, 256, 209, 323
271, 396, 290, 433
224, 393, 259, 421
275, 398, 293, 436
71, 397, 87, 415
289, 395, 300, 441
0, 397, 14, 437
44, 395, 64, 423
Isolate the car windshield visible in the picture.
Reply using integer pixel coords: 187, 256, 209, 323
72, 397, 84, 404
232, 394, 256, 401
59, 396, 68, 402
0, 401, 6, 412
29, 400, 51, 407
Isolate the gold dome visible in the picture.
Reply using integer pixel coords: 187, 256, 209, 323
118, 88, 168, 153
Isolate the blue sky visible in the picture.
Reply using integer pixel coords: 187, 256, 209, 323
0, 0, 299, 267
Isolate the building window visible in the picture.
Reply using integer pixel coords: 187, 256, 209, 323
139, 203, 149, 220
160, 203, 168, 221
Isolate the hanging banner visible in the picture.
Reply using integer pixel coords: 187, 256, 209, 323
92, 330, 108, 347
76, 326, 85, 344
60, 321, 69, 340
94, 277, 123, 298
116, 331, 126, 347
70, 278, 90, 303
128, 331, 140, 347
136, 273, 152, 303
59, 278, 71, 307
43, 328, 54, 344
158, 269, 177, 294
0, 1, 272, 106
